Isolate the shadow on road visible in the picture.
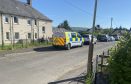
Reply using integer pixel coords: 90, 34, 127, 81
33, 46, 83, 52
33, 46, 66, 52
48, 76, 86, 84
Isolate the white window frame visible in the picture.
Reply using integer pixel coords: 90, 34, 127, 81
13, 16, 19, 24
42, 26, 45, 33
34, 20, 37, 26
15, 32, 19, 40
28, 33, 31, 39
27, 19, 32, 25
6, 32, 10, 40
35, 33, 37, 39
4, 16, 9, 23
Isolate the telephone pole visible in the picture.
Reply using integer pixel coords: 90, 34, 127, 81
110, 17, 113, 35
1, 14, 4, 49
87, 0, 98, 75
111, 17, 113, 28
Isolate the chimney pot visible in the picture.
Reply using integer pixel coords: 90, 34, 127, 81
27, 0, 32, 6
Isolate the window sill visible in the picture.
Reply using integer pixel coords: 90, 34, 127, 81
14, 39, 19, 41
4, 22, 9, 24
5, 39, 11, 41
14, 23, 19, 25
27, 24, 31, 26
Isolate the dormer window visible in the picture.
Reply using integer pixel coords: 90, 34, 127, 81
14, 16, 19, 24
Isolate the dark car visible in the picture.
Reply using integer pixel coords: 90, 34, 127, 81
97, 34, 110, 42
82, 34, 97, 45
82, 34, 90, 44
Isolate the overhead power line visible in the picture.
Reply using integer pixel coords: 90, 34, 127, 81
64, 0, 93, 16
64, 0, 109, 20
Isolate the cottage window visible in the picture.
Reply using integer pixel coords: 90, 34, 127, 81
28, 33, 31, 39
6, 32, 10, 39
35, 20, 37, 25
27, 19, 31, 25
4, 16, 9, 23
15, 32, 19, 39
35, 33, 37, 38
42, 27, 45, 33
14, 16, 19, 23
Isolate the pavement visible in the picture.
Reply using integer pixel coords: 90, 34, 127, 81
0, 42, 115, 84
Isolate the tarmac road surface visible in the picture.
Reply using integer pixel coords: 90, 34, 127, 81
0, 42, 115, 84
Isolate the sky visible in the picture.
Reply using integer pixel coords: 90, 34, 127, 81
22, 0, 131, 29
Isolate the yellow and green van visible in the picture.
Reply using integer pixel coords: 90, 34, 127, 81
52, 32, 84, 50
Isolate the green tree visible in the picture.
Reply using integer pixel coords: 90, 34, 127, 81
57, 20, 71, 30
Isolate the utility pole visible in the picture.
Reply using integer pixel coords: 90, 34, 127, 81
87, 0, 98, 76
110, 17, 113, 35
11, 16, 15, 48
31, 19, 34, 43
10, 16, 13, 49
111, 17, 113, 29
1, 13, 4, 49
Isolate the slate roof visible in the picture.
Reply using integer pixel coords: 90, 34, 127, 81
0, 0, 52, 21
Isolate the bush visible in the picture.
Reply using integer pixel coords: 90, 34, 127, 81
109, 33, 131, 84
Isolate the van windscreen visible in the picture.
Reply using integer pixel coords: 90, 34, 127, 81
53, 32, 65, 37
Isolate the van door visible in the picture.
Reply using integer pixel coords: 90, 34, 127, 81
77, 33, 82, 46
71, 33, 77, 46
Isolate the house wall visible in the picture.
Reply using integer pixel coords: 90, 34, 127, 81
0, 14, 52, 45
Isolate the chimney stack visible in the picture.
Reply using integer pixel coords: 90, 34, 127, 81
27, 0, 32, 6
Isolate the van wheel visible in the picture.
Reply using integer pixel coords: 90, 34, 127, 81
66, 44, 71, 50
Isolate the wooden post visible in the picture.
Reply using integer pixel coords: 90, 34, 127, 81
101, 51, 104, 72
107, 49, 110, 55
11, 16, 15, 48
96, 55, 99, 73
87, 0, 98, 76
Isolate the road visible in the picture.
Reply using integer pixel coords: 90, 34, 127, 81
0, 42, 115, 84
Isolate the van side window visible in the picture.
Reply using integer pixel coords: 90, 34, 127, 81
71, 33, 76, 38
77, 33, 82, 38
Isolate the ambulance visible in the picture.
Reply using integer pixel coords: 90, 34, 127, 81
52, 32, 84, 50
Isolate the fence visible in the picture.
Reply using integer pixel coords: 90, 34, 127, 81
0, 38, 53, 50
93, 49, 111, 84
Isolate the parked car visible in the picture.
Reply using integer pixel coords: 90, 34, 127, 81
109, 36, 115, 41
97, 34, 110, 42
82, 34, 97, 45
112, 35, 120, 41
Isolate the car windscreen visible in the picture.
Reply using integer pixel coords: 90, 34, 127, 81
98, 35, 106, 38
82, 35, 89, 38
